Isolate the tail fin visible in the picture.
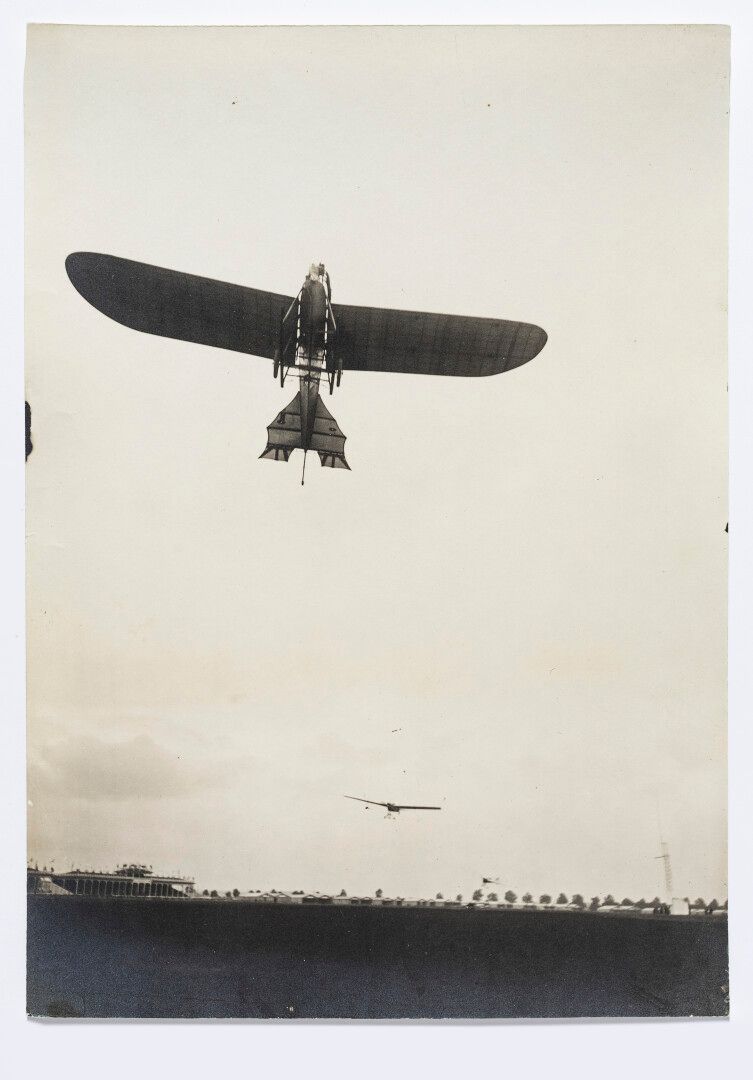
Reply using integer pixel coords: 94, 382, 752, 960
311, 396, 350, 470
260, 392, 303, 462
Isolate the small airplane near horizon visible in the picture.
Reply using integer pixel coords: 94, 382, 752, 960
65, 253, 548, 482
344, 795, 442, 814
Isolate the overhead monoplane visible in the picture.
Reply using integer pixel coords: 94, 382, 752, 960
344, 795, 441, 814
65, 254, 547, 481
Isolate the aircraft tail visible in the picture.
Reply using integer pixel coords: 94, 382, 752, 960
260, 392, 349, 469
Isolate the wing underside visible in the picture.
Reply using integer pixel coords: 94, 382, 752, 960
65, 252, 293, 359
332, 302, 547, 377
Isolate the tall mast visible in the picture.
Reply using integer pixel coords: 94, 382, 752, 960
656, 840, 673, 901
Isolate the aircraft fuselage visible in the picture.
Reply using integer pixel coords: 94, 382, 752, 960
296, 269, 329, 449
261, 263, 349, 476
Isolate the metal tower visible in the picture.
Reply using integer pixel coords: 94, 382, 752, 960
655, 841, 673, 901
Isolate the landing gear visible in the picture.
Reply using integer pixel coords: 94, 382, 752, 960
275, 295, 300, 388
326, 356, 343, 395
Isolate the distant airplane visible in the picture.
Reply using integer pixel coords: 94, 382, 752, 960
65, 254, 548, 481
344, 795, 441, 814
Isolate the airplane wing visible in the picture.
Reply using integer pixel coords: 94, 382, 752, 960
65, 253, 293, 360
332, 303, 547, 377
395, 805, 442, 811
66, 253, 547, 377
343, 795, 388, 808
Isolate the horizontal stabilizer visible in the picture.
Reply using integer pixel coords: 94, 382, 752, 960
260, 392, 303, 461
260, 392, 349, 469
311, 397, 349, 470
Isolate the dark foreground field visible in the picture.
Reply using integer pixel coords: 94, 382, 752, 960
27, 896, 728, 1019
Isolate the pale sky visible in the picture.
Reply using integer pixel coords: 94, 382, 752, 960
25, 25, 728, 900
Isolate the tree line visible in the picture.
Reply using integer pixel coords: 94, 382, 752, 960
198, 887, 727, 913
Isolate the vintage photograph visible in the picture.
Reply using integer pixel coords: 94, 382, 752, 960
25, 24, 729, 1018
